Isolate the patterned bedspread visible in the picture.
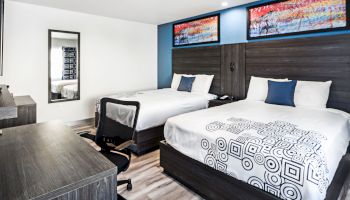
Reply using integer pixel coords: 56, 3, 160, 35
203, 118, 328, 200
164, 100, 350, 200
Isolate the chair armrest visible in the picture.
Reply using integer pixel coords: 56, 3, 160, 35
107, 140, 134, 151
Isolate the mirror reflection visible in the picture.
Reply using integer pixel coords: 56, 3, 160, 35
49, 30, 80, 103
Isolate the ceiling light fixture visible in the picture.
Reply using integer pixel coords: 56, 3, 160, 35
221, 2, 229, 7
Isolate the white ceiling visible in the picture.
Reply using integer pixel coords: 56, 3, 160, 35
10, 0, 258, 25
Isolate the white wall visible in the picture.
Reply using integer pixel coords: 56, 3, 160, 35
1, 1, 158, 122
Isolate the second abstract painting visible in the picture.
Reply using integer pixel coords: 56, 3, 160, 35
248, 0, 349, 39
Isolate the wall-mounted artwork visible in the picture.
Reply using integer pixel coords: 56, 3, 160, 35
248, 0, 349, 39
173, 14, 220, 47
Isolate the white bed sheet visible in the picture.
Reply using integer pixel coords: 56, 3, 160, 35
61, 84, 78, 99
96, 89, 216, 131
51, 80, 77, 93
164, 100, 350, 200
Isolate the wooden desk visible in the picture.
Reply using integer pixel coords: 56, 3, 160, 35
0, 121, 118, 200
0, 96, 37, 128
0, 84, 37, 128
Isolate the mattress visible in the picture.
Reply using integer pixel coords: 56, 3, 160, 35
96, 89, 216, 131
164, 100, 350, 200
61, 84, 78, 99
51, 80, 78, 93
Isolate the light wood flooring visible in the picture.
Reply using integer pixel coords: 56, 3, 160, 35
69, 119, 350, 200
70, 120, 203, 200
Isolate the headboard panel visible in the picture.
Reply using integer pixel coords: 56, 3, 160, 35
172, 46, 221, 95
246, 34, 350, 112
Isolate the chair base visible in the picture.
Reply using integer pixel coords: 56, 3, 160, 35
117, 194, 127, 200
78, 131, 95, 141
118, 179, 132, 191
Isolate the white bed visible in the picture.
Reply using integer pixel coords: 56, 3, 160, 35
164, 100, 350, 200
61, 84, 78, 99
96, 88, 217, 131
51, 79, 78, 93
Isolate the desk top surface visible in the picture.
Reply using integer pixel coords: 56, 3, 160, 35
0, 121, 117, 200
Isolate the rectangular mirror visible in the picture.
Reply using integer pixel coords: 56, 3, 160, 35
48, 30, 80, 103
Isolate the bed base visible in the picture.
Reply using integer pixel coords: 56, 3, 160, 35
95, 113, 164, 155
51, 92, 62, 100
160, 141, 350, 200
130, 125, 164, 155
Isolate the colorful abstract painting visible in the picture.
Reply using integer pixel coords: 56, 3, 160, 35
173, 15, 220, 46
248, 0, 348, 39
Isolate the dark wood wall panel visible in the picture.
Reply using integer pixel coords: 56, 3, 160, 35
221, 44, 246, 99
173, 46, 222, 95
246, 34, 350, 112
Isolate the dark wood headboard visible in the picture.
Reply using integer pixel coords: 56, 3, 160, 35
246, 34, 350, 112
172, 46, 221, 95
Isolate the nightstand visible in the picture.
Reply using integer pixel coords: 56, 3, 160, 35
209, 99, 236, 108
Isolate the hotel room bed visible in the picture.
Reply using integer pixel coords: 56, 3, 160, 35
160, 34, 350, 200
51, 79, 77, 94
95, 88, 216, 154
163, 100, 350, 200
96, 89, 216, 131
51, 79, 78, 99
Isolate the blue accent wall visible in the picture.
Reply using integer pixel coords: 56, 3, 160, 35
158, 23, 173, 88
157, 0, 350, 88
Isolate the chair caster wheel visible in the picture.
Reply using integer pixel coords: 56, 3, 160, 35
127, 183, 132, 191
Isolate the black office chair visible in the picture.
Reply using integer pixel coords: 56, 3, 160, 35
80, 97, 140, 194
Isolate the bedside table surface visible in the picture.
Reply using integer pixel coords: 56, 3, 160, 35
209, 99, 236, 108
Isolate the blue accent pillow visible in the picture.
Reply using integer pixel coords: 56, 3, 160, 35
265, 80, 297, 107
177, 76, 195, 92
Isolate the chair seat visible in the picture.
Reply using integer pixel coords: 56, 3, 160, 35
100, 151, 129, 174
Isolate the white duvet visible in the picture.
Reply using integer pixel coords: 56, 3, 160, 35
51, 80, 77, 93
165, 100, 350, 200
96, 89, 216, 131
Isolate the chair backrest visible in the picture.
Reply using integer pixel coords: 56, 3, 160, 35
96, 97, 140, 151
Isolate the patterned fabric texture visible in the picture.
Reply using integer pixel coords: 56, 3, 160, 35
202, 118, 328, 200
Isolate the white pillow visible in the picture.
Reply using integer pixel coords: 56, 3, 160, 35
294, 80, 332, 109
191, 74, 214, 94
171, 73, 214, 94
246, 76, 289, 101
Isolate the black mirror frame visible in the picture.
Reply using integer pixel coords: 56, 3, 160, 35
48, 29, 80, 103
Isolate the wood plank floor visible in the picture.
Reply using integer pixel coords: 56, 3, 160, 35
71, 121, 203, 200
118, 150, 202, 200
70, 120, 350, 200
